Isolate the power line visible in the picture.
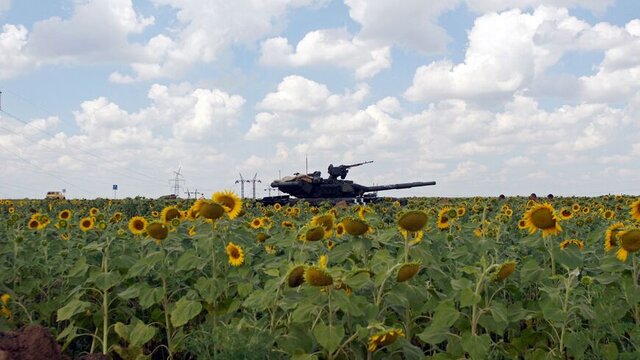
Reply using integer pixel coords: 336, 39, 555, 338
0, 107, 169, 189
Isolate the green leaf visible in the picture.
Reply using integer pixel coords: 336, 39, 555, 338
57, 299, 91, 322
194, 277, 220, 305
344, 272, 372, 290
313, 323, 344, 354
67, 257, 88, 278
94, 271, 122, 291
118, 285, 142, 300
520, 258, 544, 284
170, 297, 203, 327
176, 250, 201, 272
417, 299, 459, 345
237, 282, 253, 297
461, 333, 491, 360
450, 278, 473, 291
114, 322, 131, 342
139, 287, 164, 309
460, 288, 481, 307
601, 343, 619, 360
129, 321, 157, 347
490, 301, 508, 324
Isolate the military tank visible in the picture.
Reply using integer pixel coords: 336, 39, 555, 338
261, 161, 436, 205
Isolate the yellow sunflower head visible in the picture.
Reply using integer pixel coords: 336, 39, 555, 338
304, 266, 333, 287
616, 229, 640, 262
302, 226, 325, 242
493, 261, 516, 281
397, 263, 420, 282
79, 217, 94, 232
629, 199, 640, 221
161, 206, 182, 223
146, 222, 169, 241
559, 208, 573, 220
58, 209, 72, 220
605, 222, 624, 252
225, 242, 245, 266
273, 203, 282, 211
287, 265, 306, 288
603, 209, 614, 220
559, 239, 584, 251
281, 220, 296, 230
89, 207, 99, 216
335, 223, 346, 237
368, 329, 405, 352
311, 214, 335, 238
523, 203, 562, 238
457, 207, 466, 217
341, 217, 370, 236
397, 210, 428, 232
437, 207, 452, 230
250, 217, 264, 229
212, 190, 243, 219
128, 216, 148, 236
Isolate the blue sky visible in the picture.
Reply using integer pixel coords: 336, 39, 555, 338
0, 0, 639, 199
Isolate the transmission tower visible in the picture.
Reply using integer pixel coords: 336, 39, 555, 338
169, 167, 185, 197
250, 173, 262, 199
185, 188, 200, 199
235, 173, 250, 199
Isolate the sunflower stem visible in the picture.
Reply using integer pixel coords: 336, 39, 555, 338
161, 274, 174, 360
558, 271, 576, 356
544, 236, 556, 276
101, 240, 110, 355
327, 288, 334, 360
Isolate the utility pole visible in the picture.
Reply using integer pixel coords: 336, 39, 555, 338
185, 188, 200, 199
168, 167, 185, 197
264, 187, 276, 197
235, 173, 250, 199
250, 173, 261, 199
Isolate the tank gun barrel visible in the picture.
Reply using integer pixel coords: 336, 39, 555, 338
364, 181, 436, 193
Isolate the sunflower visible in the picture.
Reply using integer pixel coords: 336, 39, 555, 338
60, 232, 71, 241
28, 219, 40, 230
397, 263, 420, 282
605, 222, 624, 252
161, 206, 182, 223
128, 216, 148, 235
559, 239, 584, 251
281, 220, 295, 229
368, 329, 405, 352
437, 207, 452, 230
559, 208, 573, 220
311, 214, 335, 238
89, 207, 99, 216
517, 219, 527, 230
572, 203, 581, 213
398, 210, 428, 232
287, 265, 306, 287
341, 217, 370, 236
250, 217, 264, 229
151, 211, 160, 218
146, 222, 168, 241
273, 203, 282, 211
302, 226, 325, 242
504, 208, 514, 217
629, 199, 640, 222
304, 266, 333, 286
616, 229, 640, 262
319, 255, 328, 269
582, 207, 590, 215
198, 200, 225, 221
264, 245, 276, 254
212, 190, 243, 219
357, 206, 373, 220
602, 210, 614, 220
58, 209, 72, 220
79, 217, 94, 232
457, 207, 466, 217
226, 242, 244, 266
110, 212, 123, 223
523, 203, 562, 238
493, 261, 516, 281
335, 223, 345, 237
326, 239, 335, 250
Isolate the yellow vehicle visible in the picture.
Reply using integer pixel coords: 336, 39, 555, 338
45, 191, 65, 200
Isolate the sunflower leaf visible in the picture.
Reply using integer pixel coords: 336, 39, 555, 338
170, 297, 202, 328
313, 323, 344, 354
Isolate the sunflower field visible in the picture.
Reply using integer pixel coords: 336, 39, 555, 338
1, 193, 639, 359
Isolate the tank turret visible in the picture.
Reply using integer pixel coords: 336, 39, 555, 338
263, 161, 435, 205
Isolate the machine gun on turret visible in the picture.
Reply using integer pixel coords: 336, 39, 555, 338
328, 161, 373, 180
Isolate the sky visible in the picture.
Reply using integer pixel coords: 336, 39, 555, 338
0, 0, 639, 199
